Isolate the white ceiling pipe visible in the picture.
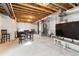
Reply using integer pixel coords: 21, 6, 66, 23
66, 6, 79, 15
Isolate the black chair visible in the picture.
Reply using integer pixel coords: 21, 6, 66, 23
28, 30, 34, 41
17, 31, 26, 44
1, 29, 10, 43
28, 31, 32, 40
6, 33, 10, 42
24, 30, 29, 39
24, 30, 32, 40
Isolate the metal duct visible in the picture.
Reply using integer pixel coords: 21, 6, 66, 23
66, 6, 79, 15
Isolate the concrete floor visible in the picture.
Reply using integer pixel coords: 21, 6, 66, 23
0, 34, 79, 56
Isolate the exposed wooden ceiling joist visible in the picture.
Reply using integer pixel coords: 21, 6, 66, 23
17, 14, 49, 23
15, 12, 49, 21
28, 3, 56, 12
13, 9, 49, 16
69, 3, 76, 7
14, 9, 49, 16
12, 5, 49, 15
12, 6, 50, 19
35, 3, 58, 12
16, 3, 53, 14
10, 3, 16, 19
16, 11, 49, 22
12, 3, 50, 14
12, 4, 50, 15
0, 8, 5, 13
52, 3, 67, 10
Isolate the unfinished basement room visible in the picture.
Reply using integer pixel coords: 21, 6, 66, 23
0, 3, 79, 56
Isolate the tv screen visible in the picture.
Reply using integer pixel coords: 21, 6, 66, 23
56, 21, 79, 40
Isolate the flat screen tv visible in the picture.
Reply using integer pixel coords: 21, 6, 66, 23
56, 21, 79, 40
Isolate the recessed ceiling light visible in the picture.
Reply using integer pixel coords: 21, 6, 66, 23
29, 16, 33, 19
27, 19, 31, 22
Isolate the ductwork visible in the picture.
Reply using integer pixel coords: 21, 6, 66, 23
66, 6, 79, 15
58, 6, 79, 17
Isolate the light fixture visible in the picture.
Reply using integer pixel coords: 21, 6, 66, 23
27, 19, 32, 22
29, 16, 33, 19
22, 15, 33, 19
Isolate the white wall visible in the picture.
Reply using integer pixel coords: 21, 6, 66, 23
38, 14, 59, 35
0, 13, 17, 40
64, 13, 79, 22
39, 21, 43, 35
45, 15, 58, 35
32, 23, 38, 33
17, 22, 34, 31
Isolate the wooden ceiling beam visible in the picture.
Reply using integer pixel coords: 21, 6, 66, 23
16, 16, 41, 22
0, 8, 5, 13
16, 11, 49, 22
17, 3, 53, 13
16, 13, 50, 23
13, 8, 50, 16
69, 3, 76, 8
17, 19, 34, 23
33, 13, 50, 23
10, 3, 16, 19
15, 12, 48, 17
13, 6, 47, 14
52, 3, 67, 10
13, 7, 50, 23
13, 7, 49, 15
12, 3, 52, 23
14, 10, 45, 17
36, 3, 58, 12
0, 6, 6, 13
12, 4, 50, 14
14, 11, 49, 21
15, 13, 48, 20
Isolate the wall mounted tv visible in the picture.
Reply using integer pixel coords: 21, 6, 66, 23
56, 21, 79, 40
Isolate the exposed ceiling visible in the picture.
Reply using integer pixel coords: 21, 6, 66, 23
0, 3, 79, 23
